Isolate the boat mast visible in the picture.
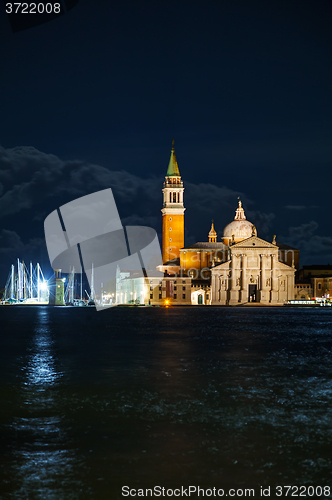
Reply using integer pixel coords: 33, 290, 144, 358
11, 265, 14, 299
23, 261, 26, 300
70, 267, 75, 302
91, 263, 95, 301
37, 263, 40, 302
17, 259, 22, 300
30, 262, 33, 299
68, 267, 71, 303
80, 266, 83, 301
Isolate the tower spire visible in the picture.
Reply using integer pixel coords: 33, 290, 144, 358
208, 220, 217, 243
166, 139, 180, 176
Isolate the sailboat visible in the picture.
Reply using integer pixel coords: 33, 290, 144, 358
1, 260, 49, 305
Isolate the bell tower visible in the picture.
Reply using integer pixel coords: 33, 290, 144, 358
161, 141, 185, 263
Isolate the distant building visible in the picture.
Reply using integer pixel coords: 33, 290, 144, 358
294, 281, 313, 300
117, 272, 191, 306
49, 268, 65, 306
296, 265, 332, 299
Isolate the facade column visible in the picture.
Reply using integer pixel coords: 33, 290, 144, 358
240, 253, 248, 303
220, 273, 228, 305
260, 254, 269, 303
211, 274, 217, 305
270, 253, 279, 303
287, 273, 295, 302
229, 252, 239, 305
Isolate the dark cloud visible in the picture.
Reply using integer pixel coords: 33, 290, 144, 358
185, 183, 245, 213
247, 210, 275, 238
0, 145, 246, 233
0, 228, 46, 258
285, 205, 306, 210
0, 229, 24, 253
287, 220, 319, 241
280, 221, 332, 264
121, 214, 160, 230
0, 145, 162, 218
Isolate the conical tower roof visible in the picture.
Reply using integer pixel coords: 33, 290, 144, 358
208, 221, 217, 238
208, 220, 217, 242
166, 140, 180, 176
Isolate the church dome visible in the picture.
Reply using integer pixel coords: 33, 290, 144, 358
223, 199, 256, 245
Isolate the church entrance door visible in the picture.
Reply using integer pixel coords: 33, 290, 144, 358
248, 284, 258, 303
198, 294, 203, 305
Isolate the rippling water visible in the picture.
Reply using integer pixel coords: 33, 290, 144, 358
0, 306, 332, 499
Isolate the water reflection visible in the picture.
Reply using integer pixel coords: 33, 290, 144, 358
11, 308, 79, 499
1, 307, 331, 498
25, 320, 58, 388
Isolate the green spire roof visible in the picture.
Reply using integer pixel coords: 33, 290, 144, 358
166, 140, 180, 176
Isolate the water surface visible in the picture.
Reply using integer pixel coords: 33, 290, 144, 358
0, 306, 331, 498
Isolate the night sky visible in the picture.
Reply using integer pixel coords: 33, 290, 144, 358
1, 0, 332, 285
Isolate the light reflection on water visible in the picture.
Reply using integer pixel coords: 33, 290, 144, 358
7, 308, 81, 500
24, 328, 59, 388
0, 306, 332, 499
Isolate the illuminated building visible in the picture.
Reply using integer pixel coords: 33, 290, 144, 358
161, 140, 185, 266
162, 143, 296, 305
117, 143, 296, 306
49, 268, 65, 306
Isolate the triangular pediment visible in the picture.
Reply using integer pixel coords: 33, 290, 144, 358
231, 236, 277, 249
277, 261, 296, 271
212, 260, 231, 271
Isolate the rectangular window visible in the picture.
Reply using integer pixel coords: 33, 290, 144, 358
182, 294, 185, 299
174, 286, 177, 291
159, 293, 162, 299
206, 294, 209, 299
150, 294, 153, 299
318, 283, 322, 290
182, 286, 186, 290
150, 285, 153, 291
174, 294, 177, 299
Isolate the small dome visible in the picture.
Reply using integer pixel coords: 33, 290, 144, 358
223, 199, 256, 245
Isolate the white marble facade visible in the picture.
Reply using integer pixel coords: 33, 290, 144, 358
211, 236, 295, 305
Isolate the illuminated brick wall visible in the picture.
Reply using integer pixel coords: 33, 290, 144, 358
162, 213, 184, 263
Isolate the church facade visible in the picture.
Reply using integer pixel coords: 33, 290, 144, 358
211, 236, 295, 305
